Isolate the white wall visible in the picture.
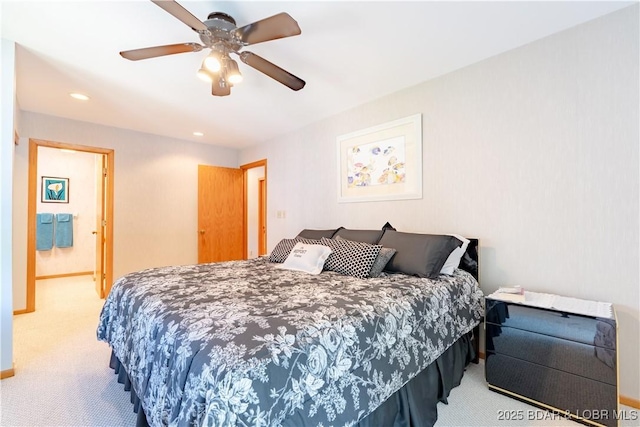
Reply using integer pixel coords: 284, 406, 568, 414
35, 147, 97, 276
1, 39, 16, 373
246, 166, 265, 258
13, 113, 239, 310
240, 6, 640, 400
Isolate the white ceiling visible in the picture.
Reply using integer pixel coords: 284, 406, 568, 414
2, 1, 633, 149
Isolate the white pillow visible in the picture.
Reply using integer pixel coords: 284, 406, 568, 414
440, 234, 470, 275
277, 242, 332, 275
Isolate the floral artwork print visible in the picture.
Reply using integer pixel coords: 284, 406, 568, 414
97, 257, 483, 427
41, 176, 69, 203
347, 136, 406, 188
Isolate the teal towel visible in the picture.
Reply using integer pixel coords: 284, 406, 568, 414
55, 213, 73, 248
36, 213, 54, 251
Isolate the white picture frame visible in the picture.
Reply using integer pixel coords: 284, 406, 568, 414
337, 113, 422, 203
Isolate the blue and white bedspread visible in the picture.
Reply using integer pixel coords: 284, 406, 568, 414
97, 257, 483, 427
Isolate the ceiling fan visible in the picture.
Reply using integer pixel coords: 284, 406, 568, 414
120, 0, 305, 96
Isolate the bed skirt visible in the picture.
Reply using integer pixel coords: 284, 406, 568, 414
109, 331, 475, 427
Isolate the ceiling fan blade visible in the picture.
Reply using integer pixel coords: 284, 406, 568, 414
151, 0, 208, 32
120, 43, 203, 60
234, 12, 301, 45
239, 52, 305, 91
212, 78, 231, 96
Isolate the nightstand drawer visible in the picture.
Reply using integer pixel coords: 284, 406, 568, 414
486, 323, 616, 385
486, 299, 616, 350
486, 352, 618, 427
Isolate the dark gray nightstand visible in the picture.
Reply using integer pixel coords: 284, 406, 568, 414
485, 293, 618, 427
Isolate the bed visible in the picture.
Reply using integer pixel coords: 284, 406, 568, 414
97, 229, 483, 427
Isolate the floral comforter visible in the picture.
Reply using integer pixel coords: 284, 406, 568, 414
97, 257, 483, 427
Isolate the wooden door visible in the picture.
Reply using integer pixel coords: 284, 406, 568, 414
258, 178, 267, 256
94, 154, 107, 298
198, 165, 244, 263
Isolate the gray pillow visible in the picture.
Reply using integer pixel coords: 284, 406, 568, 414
333, 228, 384, 244
296, 228, 341, 239
368, 247, 397, 278
378, 231, 462, 278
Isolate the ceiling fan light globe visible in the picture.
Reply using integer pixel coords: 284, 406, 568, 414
226, 59, 243, 84
197, 68, 213, 83
204, 55, 221, 72
228, 73, 243, 84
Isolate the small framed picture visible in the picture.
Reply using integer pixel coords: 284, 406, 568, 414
41, 176, 69, 203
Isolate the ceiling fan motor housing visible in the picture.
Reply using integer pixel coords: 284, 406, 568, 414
207, 12, 236, 26
199, 12, 244, 51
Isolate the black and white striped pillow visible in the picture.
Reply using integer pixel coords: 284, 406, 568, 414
269, 237, 320, 263
320, 237, 382, 279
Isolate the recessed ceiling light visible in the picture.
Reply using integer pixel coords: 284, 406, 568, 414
69, 93, 90, 101
193, 132, 204, 136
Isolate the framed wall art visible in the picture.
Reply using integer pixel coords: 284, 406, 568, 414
337, 113, 422, 203
41, 176, 69, 203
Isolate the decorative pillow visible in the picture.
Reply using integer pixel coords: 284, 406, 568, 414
334, 236, 396, 278
440, 234, 469, 275
333, 228, 384, 244
319, 237, 382, 279
368, 247, 397, 278
269, 237, 320, 263
296, 228, 342, 240
378, 231, 462, 278
458, 239, 478, 279
277, 242, 332, 275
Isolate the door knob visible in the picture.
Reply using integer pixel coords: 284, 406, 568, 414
199, 230, 205, 235
92, 231, 97, 235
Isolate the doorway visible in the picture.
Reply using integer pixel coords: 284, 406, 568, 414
24, 139, 114, 313
241, 160, 267, 259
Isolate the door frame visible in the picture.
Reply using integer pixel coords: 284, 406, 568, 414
240, 159, 267, 259
258, 178, 266, 256
25, 139, 114, 312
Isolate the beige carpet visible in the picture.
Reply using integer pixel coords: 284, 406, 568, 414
1, 276, 635, 426
1, 276, 137, 426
